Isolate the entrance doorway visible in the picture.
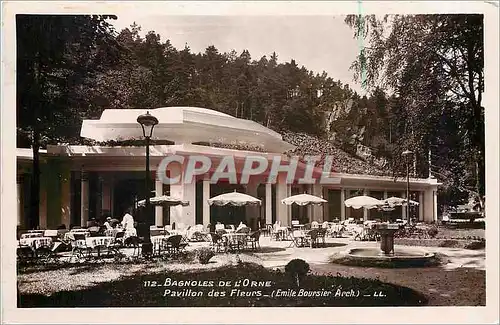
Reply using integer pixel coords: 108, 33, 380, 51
113, 179, 146, 219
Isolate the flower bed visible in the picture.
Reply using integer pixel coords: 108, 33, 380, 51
18, 262, 427, 307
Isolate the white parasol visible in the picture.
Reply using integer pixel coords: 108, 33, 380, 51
281, 194, 327, 206
383, 196, 419, 207
208, 191, 261, 206
137, 195, 190, 207
344, 195, 384, 210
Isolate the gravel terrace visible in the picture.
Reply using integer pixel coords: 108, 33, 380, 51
17, 236, 485, 306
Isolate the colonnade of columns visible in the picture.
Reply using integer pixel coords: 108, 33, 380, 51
196, 177, 287, 229
332, 188, 436, 223
18, 169, 439, 230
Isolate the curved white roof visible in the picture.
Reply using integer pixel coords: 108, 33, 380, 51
81, 106, 295, 153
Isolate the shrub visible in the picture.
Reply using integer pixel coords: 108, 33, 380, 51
195, 247, 215, 264
427, 227, 439, 238
175, 251, 196, 263
438, 240, 459, 248
464, 241, 485, 250
285, 259, 310, 287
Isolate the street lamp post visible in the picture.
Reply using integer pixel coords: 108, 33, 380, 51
137, 111, 159, 255
402, 150, 413, 225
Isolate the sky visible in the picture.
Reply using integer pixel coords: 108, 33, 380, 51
110, 15, 367, 95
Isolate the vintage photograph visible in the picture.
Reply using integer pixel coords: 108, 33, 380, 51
2, 1, 497, 321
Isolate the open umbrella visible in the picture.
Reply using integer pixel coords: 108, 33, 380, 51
281, 194, 327, 206
344, 195, 384, 210
208, 191, 261, 229
208, 191, 261, 206
137, 195, 190, 207
383, 196, 419, 207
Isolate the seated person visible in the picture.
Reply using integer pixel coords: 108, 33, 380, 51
109, 218, 120, 228
237, 221, 247, 231
104, 217, 114, 231
87, 218, 98, 228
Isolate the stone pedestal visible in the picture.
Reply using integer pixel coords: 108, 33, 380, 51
379, 232, 395, 254
375, 223, 399, 255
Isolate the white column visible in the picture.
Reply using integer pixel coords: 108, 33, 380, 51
17, 175, 23, 227
169, 162, 196, 227
286, 183, 292, 226
322, 188, 329, 221
363, 188, 368, 221
155, 174, 163, 227
423, 189, 434, 222
169, 163, 183, 227
185, 181, 196, 226
245, 180, 259, 229
433, 190, 438, 222
203, 178, 210, 226
306, 184, 313, 222
340, 189, 346, 221
80, 171, 89, 227
383, 191, 388, 199
311, 183, 323, 222
276, 173, 288, 226
265, 183, 272, 225
401, 191, 407, 220
418, 191, 424, 221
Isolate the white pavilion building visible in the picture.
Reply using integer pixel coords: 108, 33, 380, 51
16, 107, 440, 230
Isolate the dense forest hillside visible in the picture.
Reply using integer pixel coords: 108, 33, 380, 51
16, 15, 484, 210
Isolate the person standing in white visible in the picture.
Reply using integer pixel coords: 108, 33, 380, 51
121, 208, 137, 239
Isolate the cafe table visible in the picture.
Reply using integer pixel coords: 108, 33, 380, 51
151, 234, 181, 255
288, 230, 308, 247
151, 235, 166, 255
20, 232, 44, 239
222, 233, 249, 252
64, 230, 91, 242
275, 226, 289, 241
85, 236, 114, 257
19, 236, 53, 249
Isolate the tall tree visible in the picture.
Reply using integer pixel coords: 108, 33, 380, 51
16, 15, 120, 228
345, 14, 484, 208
